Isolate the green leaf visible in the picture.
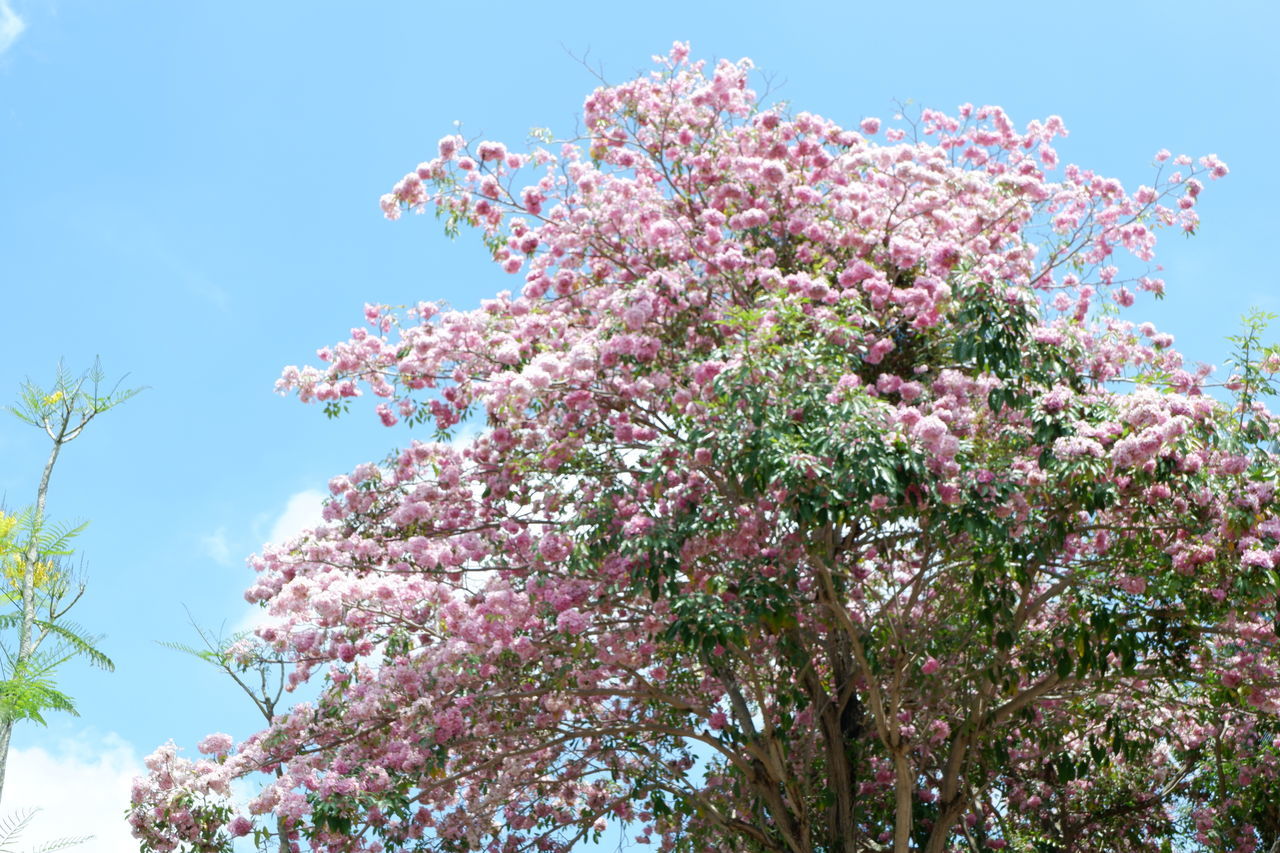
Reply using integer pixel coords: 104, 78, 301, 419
1055, 649, 1073, 680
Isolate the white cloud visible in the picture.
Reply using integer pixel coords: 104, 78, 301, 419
202, 489, 327, 573
231, 602, 274, 637
5, 730, 144, 853
0, 1, 24, 55
266, 489, 326, 546
231, 489, 327, 636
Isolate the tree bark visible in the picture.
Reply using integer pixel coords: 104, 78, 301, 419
0, 432, 63, 806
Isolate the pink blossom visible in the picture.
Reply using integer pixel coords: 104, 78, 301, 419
865, 336, 896, 365
1199, 153, 1229, 179
556, 608, 589, 635
477, 141, 508, 163
647, 218, 678, 244
196, 733, 234, 755
438, 135, 461, 159
1242, 549, 1274, 570
538, 533, 572, 562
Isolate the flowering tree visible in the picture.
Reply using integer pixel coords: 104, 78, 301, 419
130, 45, 1280, 853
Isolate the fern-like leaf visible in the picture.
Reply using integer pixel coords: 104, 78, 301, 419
0, 809, 91, 853
31, 621, 112, 672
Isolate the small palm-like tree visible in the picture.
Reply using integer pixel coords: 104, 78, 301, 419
0, 509, 112, 728
0, 361, 141, 805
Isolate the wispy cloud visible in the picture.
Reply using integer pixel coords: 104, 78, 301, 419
64, 200, 232, 311
0, 1, 25, 55
6, 730, 144, 852
201, 525, 234, 565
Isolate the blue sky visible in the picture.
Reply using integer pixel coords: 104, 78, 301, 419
0, 1, 1276, 849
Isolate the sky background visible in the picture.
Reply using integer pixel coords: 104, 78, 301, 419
0, 1, 1276, 850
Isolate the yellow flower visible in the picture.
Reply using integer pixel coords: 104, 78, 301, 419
1, 556, 59, 591
41, 390, 64, 407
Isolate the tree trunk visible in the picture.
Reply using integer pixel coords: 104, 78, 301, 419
0, 425, 64, 806
0, 719, 12, 805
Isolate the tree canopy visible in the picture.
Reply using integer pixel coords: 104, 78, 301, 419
129, 45, 1280, 853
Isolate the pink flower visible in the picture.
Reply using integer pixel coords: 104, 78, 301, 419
860, 117, 881, 135
438, 135, 461, 159
910, 415, 951, 456
623, 305, 650, 330
1039, 385, 1072, 413
690, 360, 725, 386
379, 193, 401, 220
197, 733, 234, 755
538, 533, 572, 562
556, 608, 589, 635
477, 141, 508, 162
647, 218, 678, 243
229, 816, 253, 837
921, 657, 941, 675
865, 336, 896, 365
624, 515, 655, 537
1199, 153, 1229, 179
1053, 436, 1104, 459
1242, 549, 1274, 570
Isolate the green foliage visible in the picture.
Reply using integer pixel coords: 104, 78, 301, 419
0, 809, 90, 853
0, 505, 113, 728
1226, 309, 1280, 438
5, 358, 142, 434
0, 360, 139, 803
